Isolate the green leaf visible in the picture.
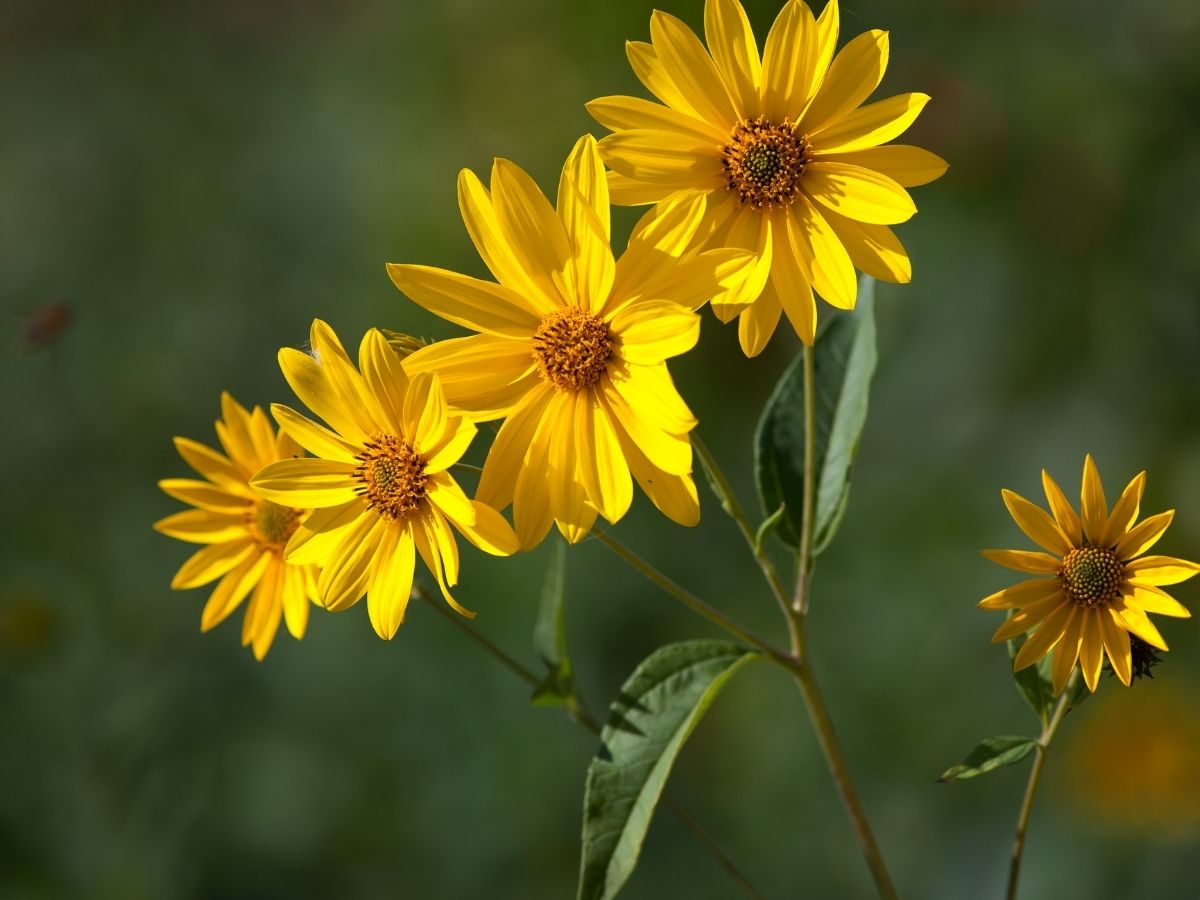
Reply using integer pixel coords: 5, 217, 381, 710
578, 641, 761, 900
1008, 633, 1054, 723
531, 540, 577, 709
938, 736, 1038, 783
755, 274, 878, 554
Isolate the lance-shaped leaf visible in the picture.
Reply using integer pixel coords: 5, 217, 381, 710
1007, 632, 1090, 725
755, 275, 878, 554
938, 736, 1038, 783
531, 539, 580, 710
578, 641, 761, 900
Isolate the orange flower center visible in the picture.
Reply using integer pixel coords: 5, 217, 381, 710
354, 434, 427, 520
251, 500, 302, 552
722, 116, 811, 208
1060, 546, 1123, 607
531, 309, 613, 392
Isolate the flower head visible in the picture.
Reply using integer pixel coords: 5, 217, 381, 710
251, 321, 518, 639
155, 393, 319, 660
981, 455, 1198, 693
588, 0, 947, 355
388, 135, 754, 549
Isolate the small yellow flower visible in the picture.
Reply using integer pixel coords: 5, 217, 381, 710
981, 454, 1198, 694
388, 136, 754, 549
155, 393, 319, 660
588, 0, 947, 356
251, 321, 517, 639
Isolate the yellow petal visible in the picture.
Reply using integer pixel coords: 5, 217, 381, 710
1116, 510, 1174, 560
367, 524, 415, 640
491, 158, 574, 304
358, 328, 410, 432
1099, 608, 1132, 686
1099, 471, 1145, 548
269, 403, 358, 463
317, 512, 382, 612
811, 0, 840, 101
737, 286, 783, 357
251, 459, 359, 508
1123, 583, 1191, 618
547, 393, 593, 542
477, 383, 554, 511
575, 390, 634, 524
650, 10, 737, 129
990, 594, 1067, 643
1125, 556, 1200, 586
704, 0, 762, 114
761, 0, 817, 121
154, 509, 249, 545
790, 196, 856, 309
801, 29, 889, 134
1001, 489, 1073, 556
612, 300, 700, 364
426, 471, 476, 528
1041, 470, 1083, 546
246, 407, 278, 471
771, 212, 817, 344
606, 359, 697, 435
1051, 605, 1083, 695
456, 168, 559, 315
512, 409, 556, 551
449, 500, 519, 557
981, 548, 1062, 574
242, 558, 283, 660
172, 539, 256, 590
810, 92, 930, 154
710, 204, 772, 308
307, 321, 384, 435
158, 479, 252, 514
625, 40, 703, 119
586, 95, 725, 144
402, 334, 536, 422
1079, 453, 1108, 544
280, 565, 311, 640
598, 129, 725, 190
217, 392, 259, 474
1013, 601, 1075, 670
172, 436, 249, 495
804, 162, 916, 225
614, 420, 701, 527
401, 372, 448, 453
977, 577, 1061, 611
284, 500, 363, 566
822, 210, 911, 284
278, 346, 366, 444
607, 169, 673, 206
421, 415, 476, 475
1079, 610, 1103, 692
558, 135, 616, 311
1113, 599, 1168, 652
414, 513, 473, 617
200, 551, 270, 632
385, 264, 541, 339
610, 191, 709, 306
816, 144, 948, 188
600, 378, 693, 475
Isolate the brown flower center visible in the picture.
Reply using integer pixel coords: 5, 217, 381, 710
531, 309, 613, 392
251, 500, 302, 552
1060, 546, 1123, 607
354, 434, 427, 520
721, 116, 811, 208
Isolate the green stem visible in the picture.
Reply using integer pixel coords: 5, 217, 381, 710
595, 530, 800, 675
1006, 678, 1075, 900
413, 585, 765, 899
792, 343, 817, 616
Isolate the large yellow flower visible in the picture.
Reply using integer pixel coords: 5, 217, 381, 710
155, 393, 319, 660
588, 0, 947, 356
251, 321, 517, 639
981, 455, 1198, 694
388, 136, 754, 549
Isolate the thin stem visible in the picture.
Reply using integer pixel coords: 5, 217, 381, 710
1006, 678, 1075, 900
792, 343, 817, 616
595, 530, 800, 675
413, 585, 764, 899
692, 433, 793, 625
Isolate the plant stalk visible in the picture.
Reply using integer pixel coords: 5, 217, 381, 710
792, 343, 817, 616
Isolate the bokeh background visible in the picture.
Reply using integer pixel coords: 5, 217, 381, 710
4, 0, 1200, 897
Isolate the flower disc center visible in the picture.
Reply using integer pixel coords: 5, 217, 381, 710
354, 434, 427, 520
532, 309, 613, 392
722, 116, 810, 208
252, 499, 301, 551
1060, 546, 1123, 607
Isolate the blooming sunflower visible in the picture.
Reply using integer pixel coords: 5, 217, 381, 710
981, 455, 1198, 694
250, 320, 518, 639
587, 0, 947, 356
155, 393, 319, 660
388, 135, 755, 549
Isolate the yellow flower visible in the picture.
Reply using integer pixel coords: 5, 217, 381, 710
588, 0, 947, 356
981, 455, 1198, 694
388, 136, 754, 549
250, 321, 517, 639
155, 393, 319, 660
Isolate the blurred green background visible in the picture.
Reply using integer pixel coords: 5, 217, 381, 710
4, 0, 1200, 897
